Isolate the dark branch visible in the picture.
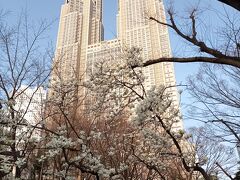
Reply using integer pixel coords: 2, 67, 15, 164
216, 162, 234, 180
131, 57, 240, 69
147, 10, 240, 69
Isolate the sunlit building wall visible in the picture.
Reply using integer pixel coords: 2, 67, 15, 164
15, 86, 46, 139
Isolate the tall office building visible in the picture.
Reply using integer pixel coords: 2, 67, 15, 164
50, 0, 102, 80
50, 0, 182, 128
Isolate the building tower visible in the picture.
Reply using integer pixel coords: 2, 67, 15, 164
50, 0, 182, 129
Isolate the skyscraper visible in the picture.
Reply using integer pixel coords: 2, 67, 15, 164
51, 0, 182, 129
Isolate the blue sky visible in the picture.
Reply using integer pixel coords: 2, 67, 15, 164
0, 0, 235, 128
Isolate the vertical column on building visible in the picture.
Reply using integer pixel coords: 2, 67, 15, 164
77, 0, 103, 105
118, 0, 182, 128
50, 0, 83, 94
118, 0, 165, 88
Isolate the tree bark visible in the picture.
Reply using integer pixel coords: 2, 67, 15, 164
193, 165, 211, 180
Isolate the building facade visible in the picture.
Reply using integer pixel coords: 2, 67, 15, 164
51, 0, 182, 129
15, 86, 46, 139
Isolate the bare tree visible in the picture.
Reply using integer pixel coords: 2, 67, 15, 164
180, 63, 240, 178
188, 126, 236, 179
130, 0, 240, 69
0, 12, 52, 178
188, 64, 240, 144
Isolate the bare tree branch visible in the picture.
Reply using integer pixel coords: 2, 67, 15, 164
132, 56, 240, 68
150, 11, 235, 60
141, 5, 240, 69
